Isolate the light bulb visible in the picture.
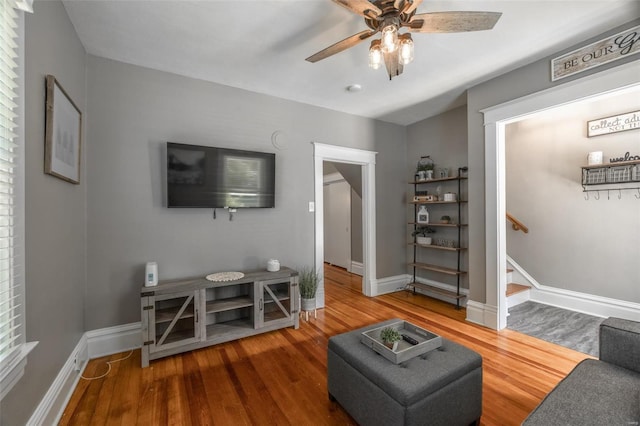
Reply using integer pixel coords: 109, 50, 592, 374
399, 34, 414, 65
369, 40, 382, 70
381, 24, 398, 53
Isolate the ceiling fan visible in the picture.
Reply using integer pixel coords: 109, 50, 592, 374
306, 0, 502, 79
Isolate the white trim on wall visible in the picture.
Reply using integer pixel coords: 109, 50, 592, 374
313, 142, 377, 303
350, 261, 364, 276
27, 335, 87, 426
30, 324, 141, 425
529, 287, 640, 320
480, 60, 640, 330
508, 255, 640, 320
86, 322, 141, 359
376, 274, 411, 295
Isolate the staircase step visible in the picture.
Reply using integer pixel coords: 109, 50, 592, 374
506, 283, 530, 297
506, 268, 514, 274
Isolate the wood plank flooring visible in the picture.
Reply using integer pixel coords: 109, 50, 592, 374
60, 264, 590, 425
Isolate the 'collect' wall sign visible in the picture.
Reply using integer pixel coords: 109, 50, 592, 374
552, 25, 639, 81
587, 110, 640, 137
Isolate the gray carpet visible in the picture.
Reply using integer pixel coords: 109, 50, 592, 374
507, 301, 604, 357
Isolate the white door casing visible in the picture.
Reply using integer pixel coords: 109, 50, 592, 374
480, 60, 639, 330
313, 142, 377, 307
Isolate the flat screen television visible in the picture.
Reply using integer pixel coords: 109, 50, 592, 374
167, 142, 275, 208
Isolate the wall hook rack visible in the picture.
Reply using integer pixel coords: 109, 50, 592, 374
582, 187, 640, 200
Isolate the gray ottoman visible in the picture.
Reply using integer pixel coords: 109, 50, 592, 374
328, 319, 482, 426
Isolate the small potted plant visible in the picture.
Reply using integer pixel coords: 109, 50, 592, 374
299, 266, 320, 317
440, 215, 451, 224
415, 156, 435, 181
380, 327, 402, 351
412, 226, 436, 245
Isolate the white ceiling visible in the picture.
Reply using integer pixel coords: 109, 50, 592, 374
61, 0, 640, 125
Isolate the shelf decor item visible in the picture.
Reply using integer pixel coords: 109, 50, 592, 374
145, 262, 158, 287
416, 205, 429, 224
205, 271, 245, 282
416, 156, 435, 181
412, 226, 436, 245
44, 75, 83, 184
267, 259, 280, 272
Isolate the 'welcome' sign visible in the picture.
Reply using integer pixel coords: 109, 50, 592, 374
552, 25, 639, 81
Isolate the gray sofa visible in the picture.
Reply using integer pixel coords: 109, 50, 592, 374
523, 317, 640, 425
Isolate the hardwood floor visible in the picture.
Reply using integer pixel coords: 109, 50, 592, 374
60, 264, 590, 425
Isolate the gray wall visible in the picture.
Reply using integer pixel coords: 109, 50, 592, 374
1, 2, 87, 425
466, 19, 640, 303
406, 106, 469, 289
506, 91, 640, 302
84, 55, 407, 329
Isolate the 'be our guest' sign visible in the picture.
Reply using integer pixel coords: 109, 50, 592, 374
588, 110, 640, 137
552, 25, 639, 81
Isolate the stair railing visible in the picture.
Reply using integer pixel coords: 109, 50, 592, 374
506, 212, 529, 233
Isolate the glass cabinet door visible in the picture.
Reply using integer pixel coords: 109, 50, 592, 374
148, 290, 200, 353
256, 278, 294, 328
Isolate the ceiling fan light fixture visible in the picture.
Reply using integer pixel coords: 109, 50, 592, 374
380, 24, 398, 53
368, 39, 383, 69
398, 33, 414, 65
307, 1, 502, 81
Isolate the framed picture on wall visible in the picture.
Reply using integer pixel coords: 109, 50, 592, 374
44, 74, 82, 184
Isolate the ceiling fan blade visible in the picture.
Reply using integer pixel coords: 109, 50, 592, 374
402, 0, 423, 15
407, 11, 502, 33
306, 30, 377, 63
332, 0, 381, 19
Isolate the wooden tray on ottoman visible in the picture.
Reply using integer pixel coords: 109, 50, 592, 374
360, 320, 442, 364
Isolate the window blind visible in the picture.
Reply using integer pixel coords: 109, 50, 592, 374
0, 0, 26, 397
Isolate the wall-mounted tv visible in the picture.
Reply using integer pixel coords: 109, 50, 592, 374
167, 142, 275, 208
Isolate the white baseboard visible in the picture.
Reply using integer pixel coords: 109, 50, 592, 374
507, 255, 640, 321
86, 322, 142, 359
466, 300, 498, 329
375, 274, 411, 295
349, 261, 364, 276
530, 286, 640, 321
31, 323, 142, 425
28, 335, 88, 426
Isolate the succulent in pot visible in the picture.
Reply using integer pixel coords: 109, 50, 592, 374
380, 327, 402, 350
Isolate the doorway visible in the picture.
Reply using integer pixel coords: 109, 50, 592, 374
323, 161, 364, 276
313, 143, 377, 309
481, 61, 639, 330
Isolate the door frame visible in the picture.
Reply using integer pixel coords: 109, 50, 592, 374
480, 61, 639, 330
313, 142, 377, 308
